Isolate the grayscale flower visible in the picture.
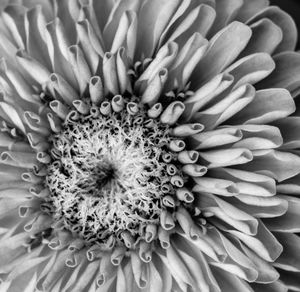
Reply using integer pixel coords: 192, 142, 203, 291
0, 0, 300, 291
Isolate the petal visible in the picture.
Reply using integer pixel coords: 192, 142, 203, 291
190, 21, 252, 88
199, 148, 253, 168
239, 242, 280, 283
135, 0, 180, 58
208, 0, 243, 36
173, 234, 220, 292
2, 4, 26, 50
251, 281, 288, 292
193, 84, 255, 130
225, 195, 288, 218
0, 102, 26, 134
211, 265, 254, 292
25, 6, 52, 69
241, 19, 283, 56
152, 253, 173, 292
246, 6, 297, 53
229, 124, 283, 150
257, 52, 300, 97
277, 173, 300, 195
224, 220, 282, 262
209, 232, 258, 282
230, 89, 295, 125
71, 261, 99, 292
188, 127, 242, 149
235, 0, 269, 22
264, 195, 300, 232
137, 42, 178, 85
76, 20, 101, 74
166, 32, 208, 91
274, 117, 300, 149
278, 270, 300, 292
183, 73, 234, 121
193, 176, 239, 197
274, 232, 300, 272
46, 18, 78, 89
208, 168, 276, 196
165, 4, 216, 46
224, 53, 275, 89
239, 150, 300, 182
103, 0, 140, 50
195, 192, 258, 235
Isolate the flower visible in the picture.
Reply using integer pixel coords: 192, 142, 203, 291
0, 0, 300, 291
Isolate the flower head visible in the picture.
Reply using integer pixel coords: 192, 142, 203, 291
1, 0, 300, 291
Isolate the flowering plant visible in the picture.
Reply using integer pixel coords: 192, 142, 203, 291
0, 0, 300, 291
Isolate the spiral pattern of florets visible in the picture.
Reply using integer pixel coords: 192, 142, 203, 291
2, 1, 300, 292
45, 97, 195, 248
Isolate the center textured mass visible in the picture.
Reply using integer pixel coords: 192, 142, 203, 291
45, 102, 171, 247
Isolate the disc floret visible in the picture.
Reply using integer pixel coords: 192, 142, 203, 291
46, 98, 179, 248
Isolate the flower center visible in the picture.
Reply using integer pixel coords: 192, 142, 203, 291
45, 99, 173, 248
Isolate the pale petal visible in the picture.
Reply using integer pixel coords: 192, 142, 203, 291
166, 33, 208, 91
208, 168, 276, 197
190, 21, 252, 87
137, 42, 178, 85
72, 260, 99, 292
251, 281, 288, 292
225, 195, 288, 218
209, 232, 258, 282
199, 148, 253, 168
195, 192, 258, 235
188, 127, 242, 149
193, 176, 239, 196
103, 0, 140, 51
239, 150, 300, 182
166, 4, 216, 46
246, 6, 297, 53
76, 20, 101, 74
225, 53, 275, 89
257, 52, 300, 97
231, 89, 295, 125
25, 6, 52, 69
239, 242, 280, 283
277, 173, 300, 195
46, 18, 78, 89
278, 270, 300, 292
211, 265, 254, 292
275, 232, 300, 272
274, 117, 300, 149
183, 73, 234, 121
229, 124, 283, 150
208, 0, 243, 37
223, 220, 282, 262
2, 5, 26, 50
135, 0, 181, 58
235, 0, 269, 22
241, 19, 282, 56
68, 45, 92, 95
264, 195, 300, 232
193, 84, 255, 129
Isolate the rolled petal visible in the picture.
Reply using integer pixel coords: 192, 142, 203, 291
199, 148, 253, 168
188, 127, 242, 149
